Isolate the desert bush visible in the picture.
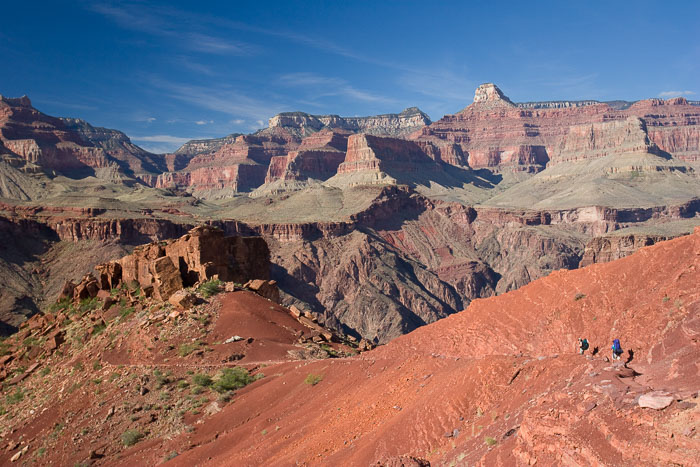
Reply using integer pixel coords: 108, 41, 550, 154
484, 436, 497, 446
121, 429, 144, 446
178, 341, 203, 357
198, 279, 223, 299
574, 293, 586, 301
213, 367, 251, 393
192, 373, 213, 387
304, 373, 323, 386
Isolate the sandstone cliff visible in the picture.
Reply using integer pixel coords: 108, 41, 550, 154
268, 106, 431, 138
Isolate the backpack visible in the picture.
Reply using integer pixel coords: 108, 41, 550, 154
581, 339, 589, 350
613, 339, 621, 352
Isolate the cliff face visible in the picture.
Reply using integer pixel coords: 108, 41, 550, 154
410, 83, 700, 172
268, 106, 431, 138
257, 129, 350, 194
0, 96, 158, 179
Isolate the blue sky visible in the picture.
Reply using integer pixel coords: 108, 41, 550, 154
1, 1, 698, 153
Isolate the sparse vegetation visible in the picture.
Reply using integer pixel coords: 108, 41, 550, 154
178, 341, 204, 357
662, 296, 670, 303
304, 373, 323, 386
93, 361, 103, 371
485, 436, 497, 446
121, 429, 144, 446
40, 367, 51, 377
119, 306, 135, 320
192, 373, 213, 387
213, 367, 251, 393
78, 297, 101, 314
6, 388, 24, 405
198, 279, 223, 298
574, 293, 586, 301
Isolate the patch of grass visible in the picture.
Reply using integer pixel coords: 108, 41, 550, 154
121, 429, 144, 447
78, 297, 101, 314
35, 447, 46, 457
304, 373, 323, 386
198, 279, 223, 299
191, 385, 204, 395
40, 367, 51, 377
92, 322, 107, 335
119, 307, 135, 320
213, 367, 251, 393
73, 361, 84, 373
320, 344, 339, 358
0, 339, 10, 356
6, 389, 24, 405
48, 297, 72, 314
92, 361, 103, 371
164, 452, 178, 461
178, 341, 204, 357
662, 296, 670, 303
574, 293, 586, 301
154, 369, 170, 389
484, 436, 497, 446
192, 373, 213, 387
23, 336, 39, 347
261, 429, 267, 436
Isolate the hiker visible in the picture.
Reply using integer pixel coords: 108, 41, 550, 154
578, 338, 589, 355
611, 339, 623, 361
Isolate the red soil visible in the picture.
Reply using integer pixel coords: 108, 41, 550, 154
110, 228, 700, 466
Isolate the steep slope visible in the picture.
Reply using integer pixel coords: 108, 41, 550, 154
115, 227, 699, 466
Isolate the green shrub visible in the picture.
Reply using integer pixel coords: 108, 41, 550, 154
304, 374, 323, 386
121, 429, 144, 446
178, 342, 203, 357
485, 436, 497, 446
119, 307, 135, 320
6, 388, 24, 405
192, 373, 213, 387
48, 297, 72, 313
213, 367, 251, 393
92, 361, 102, 371
78, 297, 101, 314
198, 279, 223, 299
154, 369, 170, 389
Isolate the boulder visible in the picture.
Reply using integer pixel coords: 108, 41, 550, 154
244, 279, 280, 303
638, 391, 674, 410
168, 290, 196, 310
152, 256, 183, 301
289, 305, 302, 318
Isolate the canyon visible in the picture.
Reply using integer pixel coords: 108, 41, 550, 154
0, 84, 698, 344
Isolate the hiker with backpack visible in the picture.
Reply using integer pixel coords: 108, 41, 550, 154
611, 339, 623, 361
578, 338, 589, 355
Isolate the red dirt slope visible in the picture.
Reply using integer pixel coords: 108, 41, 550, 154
131, 227, 699, 466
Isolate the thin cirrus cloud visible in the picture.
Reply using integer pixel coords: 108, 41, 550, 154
89, 3, 259, 56
658, 90, 695, 98
130, 134, 193, 144
149, 77, 285, 123
278, 72, 396, 104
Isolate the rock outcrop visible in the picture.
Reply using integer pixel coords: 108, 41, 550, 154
67, 226, 270, 301
0, 95, 159, 179
410, 83, 700, 172
268, 107, 431, 138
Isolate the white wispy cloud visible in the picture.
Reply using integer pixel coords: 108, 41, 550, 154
149, 77, 284, 123
658, 90, 695, 98
195, 120, 214, 125
278, 72, 395, 104
131, 135, 193, 144
90, 3, 258, 56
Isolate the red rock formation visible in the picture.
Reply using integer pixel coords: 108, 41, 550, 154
156, 127, 299, 193
0, 95, 161, 177
262, 129, 349, 185
410, 83, 700, 171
